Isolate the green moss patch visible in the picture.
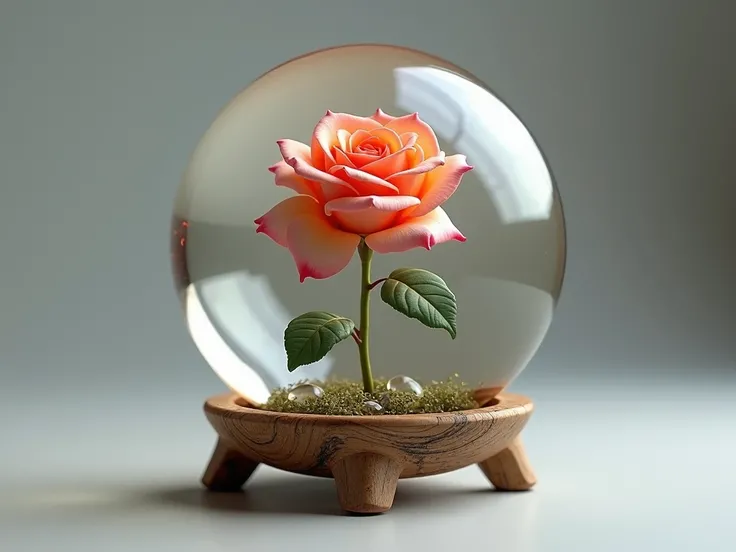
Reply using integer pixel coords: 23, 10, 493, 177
261, 376, 478, 415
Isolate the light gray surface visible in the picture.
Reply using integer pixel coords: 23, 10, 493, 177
1, 1, 735, 551
2, 377, 735, 551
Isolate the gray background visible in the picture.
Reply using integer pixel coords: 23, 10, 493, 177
1, 1, 734, 551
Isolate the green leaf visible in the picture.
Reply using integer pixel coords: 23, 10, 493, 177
380, 268, 458, 338
284, 311, 355, 371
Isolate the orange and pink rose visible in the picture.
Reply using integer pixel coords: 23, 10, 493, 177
255, 109, 472, 281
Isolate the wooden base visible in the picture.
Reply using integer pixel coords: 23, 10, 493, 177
331, 452, 403, 513
202, 439, 259, 492
478, 437, 537, 490
202, 392, 536, 514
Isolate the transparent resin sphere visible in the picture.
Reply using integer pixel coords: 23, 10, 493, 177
171, 44, 566, 405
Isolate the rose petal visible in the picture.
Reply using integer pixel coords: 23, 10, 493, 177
286, 212, 361, 282
388, 151, 446, 179
254, 195, 322, 247
360, 145, 414, 180
278, 139, 360, 201
353, 136, 388, 156
324, 195, 421, 215
312, 111, 381, 169
345, 149, 383, 167
336, 129, 351, 151
285, 154, 355, 189
365, 207, 466, 253
384, 145, 424, 196
410, 154, 473, 218
348, 129, 374, 152
324, 195, 421, 234
385, 112, 441, 158
388, 173, 425, 198
277, 138, 311, 163
370, 108, 395, 125
398, 132, 418, 148
268, 161, 321, 200
413, 143, 426, 162
333, 147, 356, 168
329, 165, 399, 196
288, 156, 361, 201
367, 127, 402, 152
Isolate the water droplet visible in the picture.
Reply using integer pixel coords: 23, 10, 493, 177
363, 400, 383, 414
386, 375, 423, 396
287, 383, 324, 402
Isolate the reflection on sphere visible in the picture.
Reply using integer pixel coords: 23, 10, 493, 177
171, 44, 566, 405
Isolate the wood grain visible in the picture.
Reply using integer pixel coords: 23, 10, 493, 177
478, 436, 537, 491
201, 438, 259, 491
332, 453, 403, 513
203, 392, 535, 513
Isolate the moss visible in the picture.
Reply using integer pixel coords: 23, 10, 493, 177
261, 375, 478, 415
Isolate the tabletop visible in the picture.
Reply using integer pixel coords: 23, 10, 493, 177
2, 372, 734, 552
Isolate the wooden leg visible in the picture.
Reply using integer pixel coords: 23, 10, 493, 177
331, 453, 403, 514
478, 437, 536, 491
202, 438, 259, 492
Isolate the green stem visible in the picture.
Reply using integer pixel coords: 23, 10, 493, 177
357, 239, 375, 393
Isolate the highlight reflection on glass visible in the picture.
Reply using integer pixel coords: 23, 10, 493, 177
171, 44, 566, 405
393, 66, 554, 224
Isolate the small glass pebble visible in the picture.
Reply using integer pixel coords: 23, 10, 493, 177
363, 400, 384, 414
287, 383, 324, 402
378, 392, 392, 409
386, 375, 423, 396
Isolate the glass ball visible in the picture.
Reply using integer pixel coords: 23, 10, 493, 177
171, 44, 566, 406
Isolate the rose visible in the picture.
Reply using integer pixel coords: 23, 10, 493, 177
254, 109, 473, 281
255, 110, 472, 393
